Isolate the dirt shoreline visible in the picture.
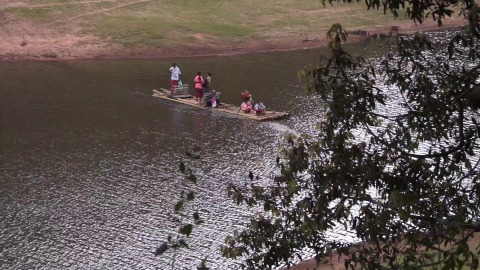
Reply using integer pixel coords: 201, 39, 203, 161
0, 18, 468, 62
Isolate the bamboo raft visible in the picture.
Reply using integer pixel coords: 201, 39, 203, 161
152, 88, 289, 121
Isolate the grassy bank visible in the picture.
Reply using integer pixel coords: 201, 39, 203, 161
3, 0, 401, 46
0, 0, 467, 60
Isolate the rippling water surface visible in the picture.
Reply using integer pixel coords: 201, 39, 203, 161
0, 39, 395, 269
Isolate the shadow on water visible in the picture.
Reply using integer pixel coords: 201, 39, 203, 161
0, 40, 388, 269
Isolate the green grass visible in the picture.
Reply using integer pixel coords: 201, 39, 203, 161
93, 15, 171, 47
5, 7, 56, 21
5, 1, 121, 21
1, 0, 452, 49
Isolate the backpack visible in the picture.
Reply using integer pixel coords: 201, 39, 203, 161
202, 77, 209, 88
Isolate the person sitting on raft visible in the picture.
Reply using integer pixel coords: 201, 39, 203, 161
241, 100, 253, 113
254, 100, 266, 114
206, 90, 221, 108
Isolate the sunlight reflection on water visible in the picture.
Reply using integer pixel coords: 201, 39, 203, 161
0, 29, 463, 269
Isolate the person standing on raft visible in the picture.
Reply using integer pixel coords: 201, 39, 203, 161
241, 90, 251, 102
168, 63, 181, 95
194, 72, 205, 104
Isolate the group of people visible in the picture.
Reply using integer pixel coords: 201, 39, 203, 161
168, 63, 265, 113
240, 90, 266, 114
168, 63, 218, 107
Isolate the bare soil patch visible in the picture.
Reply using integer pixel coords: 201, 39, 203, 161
284, 232, 480, 270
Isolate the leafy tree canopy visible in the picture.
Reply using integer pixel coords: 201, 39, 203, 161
221, 0, 480, 269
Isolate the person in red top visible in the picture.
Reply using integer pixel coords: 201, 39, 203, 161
241, 90, 251, 102
194, 72, 204, 103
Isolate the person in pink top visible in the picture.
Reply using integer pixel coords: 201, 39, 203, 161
194, 72, 204, 103
241, 100, 253, 113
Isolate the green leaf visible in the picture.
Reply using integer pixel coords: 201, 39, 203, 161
154, 242, 168, 256
465, 159, 472, 170
187, 191, 195, 201
179, 224, 193, 237
287, 179, 298, 193
178, 239, 189, 248
197, 257, 209, 270
174, 200, 184, 212
471, 254, 479, 269
188, 173, 197, 184
179, 162, 186, 173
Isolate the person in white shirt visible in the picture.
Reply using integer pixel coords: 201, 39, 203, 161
206, 72, 212, 91
168, 63, 181, 94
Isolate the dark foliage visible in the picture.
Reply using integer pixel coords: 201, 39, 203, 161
221, 1, 480, 269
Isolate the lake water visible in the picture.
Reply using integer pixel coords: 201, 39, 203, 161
0, 39, 390, 269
